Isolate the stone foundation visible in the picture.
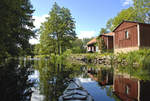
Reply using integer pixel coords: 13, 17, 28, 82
114, 47, 139, 54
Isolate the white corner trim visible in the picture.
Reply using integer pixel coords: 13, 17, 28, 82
107, 37, 109, 49
138, 80, 140, 101
114, 34, 115, 49
137, 24, 140, 47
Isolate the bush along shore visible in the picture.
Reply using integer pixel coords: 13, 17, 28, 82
69, 49, 150, 68
69, 53, 116, 66
33, 49, 150, 80
69, 49, 150, 80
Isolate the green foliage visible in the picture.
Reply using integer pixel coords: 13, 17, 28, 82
50, 49, 72, 64
109, 53, 115, 68
110, 7, 137, 31
117, 49, 150, 81
71, 47, 84, 53
63, 49, 72, 55
72, 39, 83, 47
85, 54, 97, 62
34, 44, 41, 55
106, 18, 114, 31
34, 54, 50, 59
82, 38, 93, 46
96, 37, 107, 53
61, 49, 72, 60
39, 2, 76, 55
71, 38, 86, 53
0, 0, 35, 59
99, 28, 108, 35
133, 0, 150, 23
106, 0, 150, 31
33, 57, 85, 100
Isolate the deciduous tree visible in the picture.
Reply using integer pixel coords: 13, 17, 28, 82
111, 7, 137, 31
39, 3, 76, 55
133, 0, 150, 23
99, 28, 108, 35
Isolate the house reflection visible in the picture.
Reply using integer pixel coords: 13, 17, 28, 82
113, 74, 150, 101
88, 68, 113, 86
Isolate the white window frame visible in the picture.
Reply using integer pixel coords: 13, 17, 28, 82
125, 30, 129, 39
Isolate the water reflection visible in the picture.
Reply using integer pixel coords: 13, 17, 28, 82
86, 68, 119, 101
113, 74, 150, 101
86, 66, 150, 101
87, 68, 113, 86
33, 59, 83, 101
1, 58, 150, 101
0, 59, 34, 101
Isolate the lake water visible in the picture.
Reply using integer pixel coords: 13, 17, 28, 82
0, 58, 150, 101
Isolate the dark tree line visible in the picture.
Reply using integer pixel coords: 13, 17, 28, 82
0, 0, 35, 60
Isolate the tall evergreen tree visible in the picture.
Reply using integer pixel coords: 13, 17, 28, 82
0, 0, 35, 59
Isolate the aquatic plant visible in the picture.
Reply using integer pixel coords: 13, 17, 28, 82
84, 54, 96, 63
96, 37, 107, 53
117, 49, 150, 81
109, 53, 115, 68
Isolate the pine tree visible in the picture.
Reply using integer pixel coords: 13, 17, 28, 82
0, 0, 35, 59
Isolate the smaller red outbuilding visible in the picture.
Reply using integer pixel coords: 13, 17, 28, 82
87, 38, 97, 53
99, 32, 114, 51
86, 32, 114, 53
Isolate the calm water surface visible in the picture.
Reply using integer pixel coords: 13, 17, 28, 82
0, 58, 150, 101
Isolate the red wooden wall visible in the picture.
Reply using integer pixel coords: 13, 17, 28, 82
140, 24, 150, 47
114, 75, 138, 101
114, 22, 138, 48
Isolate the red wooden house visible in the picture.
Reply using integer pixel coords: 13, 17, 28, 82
87, 38, 97, 52
113, 21, 150, 53
86, 32, 114, 53
99, 32, 114, 51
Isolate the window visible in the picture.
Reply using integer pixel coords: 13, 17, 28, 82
125, 30, 129, 39
125, 85, 130, 95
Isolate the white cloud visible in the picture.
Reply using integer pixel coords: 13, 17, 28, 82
29, 36, 40, 44
29, 14, 48, 44
33, 14, 49, 29
122, 0, 133, 6
77, 31, 96, 39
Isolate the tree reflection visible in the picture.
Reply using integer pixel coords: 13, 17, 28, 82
0, 59, 34, 101
34, 59, 82, 101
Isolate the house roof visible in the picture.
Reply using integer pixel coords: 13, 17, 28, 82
113, 20, 150, 32
87, 32, 114, 45
87, 38, 97, 45
100, 32, 114, 36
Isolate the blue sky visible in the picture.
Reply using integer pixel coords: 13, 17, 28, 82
30, 0, 133, 44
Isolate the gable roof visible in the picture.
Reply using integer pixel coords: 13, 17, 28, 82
100, 32, 114, 37
87, 38, 96, 45
113, 20, 150, 32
